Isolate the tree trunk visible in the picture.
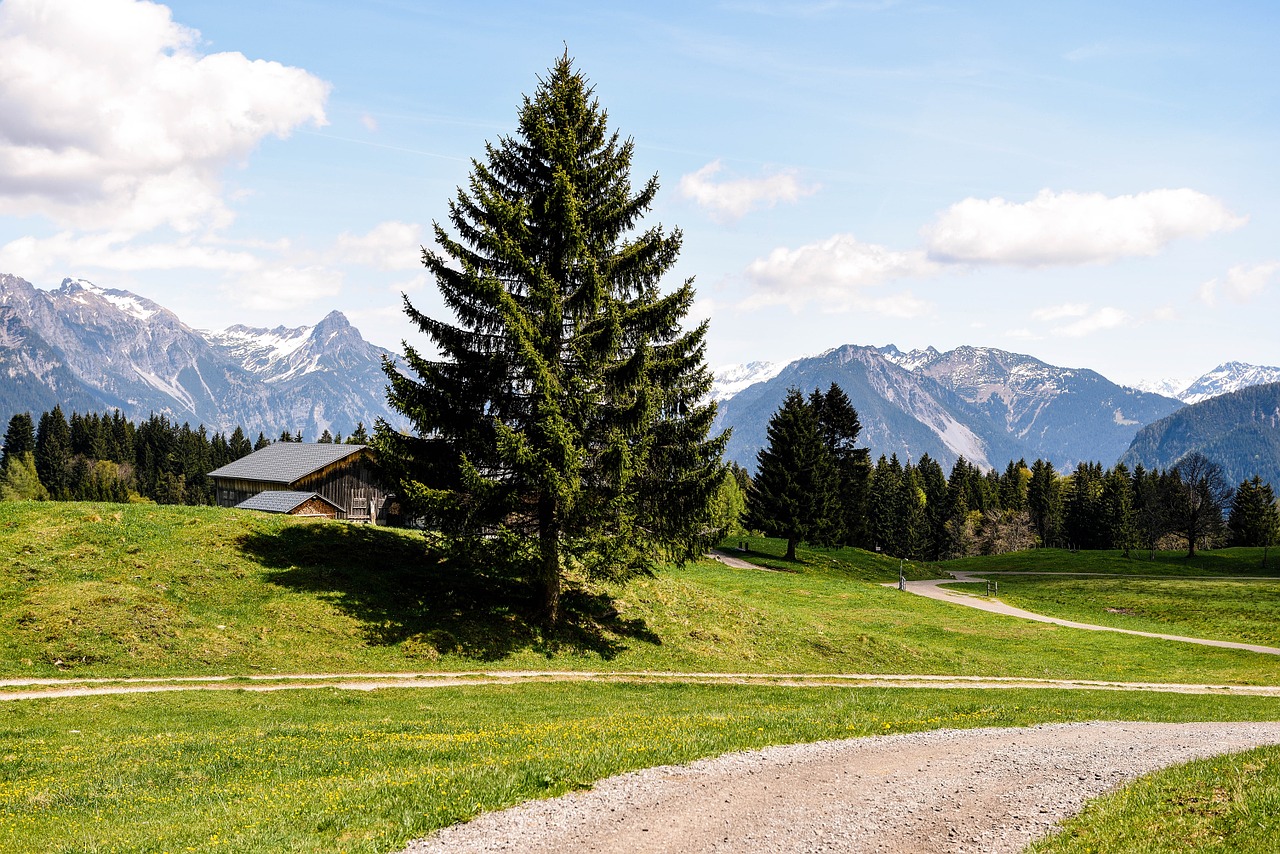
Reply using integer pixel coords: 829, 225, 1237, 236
786, 536, 798, 561
539, 495, 561, 627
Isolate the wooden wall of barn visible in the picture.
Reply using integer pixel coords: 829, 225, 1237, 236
212, 451, 396, 524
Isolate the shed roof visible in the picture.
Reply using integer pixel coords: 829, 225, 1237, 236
208, 443, 370, 484
234, 490, 343, 514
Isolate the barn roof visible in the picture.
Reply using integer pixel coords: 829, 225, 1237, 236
234, 490, 343, 514
208, 443, 371, 484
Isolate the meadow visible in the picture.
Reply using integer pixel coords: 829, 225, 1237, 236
2, 503, 1278, 686
4, 502, 1280, 851
946, 574, 1280, 648
5, 683, 1280, 853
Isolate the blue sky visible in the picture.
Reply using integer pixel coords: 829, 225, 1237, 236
1, 0, 1277, 387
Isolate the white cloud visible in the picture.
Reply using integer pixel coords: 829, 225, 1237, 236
1052, 306, 1129, 338
0, 0, 329, 233
389, 272, 430, 294
679, 160, 818, 220
360, 113, 379, 132
1198, 262, 1280, 306
1031, 302, 1089, 322
332, 221, 423, 270
743, 233, 938, 311
0, 232, 259, 277
924, 189, 1246, 266
228, 265, 343, 311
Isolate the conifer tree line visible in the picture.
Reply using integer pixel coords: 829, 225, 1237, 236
747, 384, 1280, 560
0, 406, 371, 505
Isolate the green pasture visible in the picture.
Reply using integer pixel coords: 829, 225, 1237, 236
945, 546, 1280, 577
3, 683, 1280, 854
950, 575, 1280, 648
1, 502, 1278, 685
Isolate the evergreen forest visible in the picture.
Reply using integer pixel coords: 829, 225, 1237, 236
745, 383, 1280, 561
0, 406, 369, 506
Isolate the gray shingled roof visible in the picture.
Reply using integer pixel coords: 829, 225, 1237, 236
208, 443, 370, 484
235, 490, 341, 514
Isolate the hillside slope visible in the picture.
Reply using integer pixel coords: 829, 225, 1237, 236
1120, 382, 1280, 486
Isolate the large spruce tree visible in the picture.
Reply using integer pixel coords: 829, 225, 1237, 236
747, 389, 837, 561
376, 56, 725, 625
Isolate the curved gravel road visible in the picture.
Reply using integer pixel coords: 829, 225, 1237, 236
896, 571, 1280, 656
400, 721, 1280, 854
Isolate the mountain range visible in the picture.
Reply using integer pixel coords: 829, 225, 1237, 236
0, 274, 405, 439
713, 344, 1280, 475
1121, 382, 1280, 489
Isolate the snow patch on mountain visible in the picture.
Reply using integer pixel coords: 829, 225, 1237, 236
203, 323, 317, 379
710, 360, 786, 401
1128, 376, 1190, 399
878, 344, 941, 373
1181, 362, 1280, 404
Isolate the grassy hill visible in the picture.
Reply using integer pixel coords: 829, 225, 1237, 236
5, 502, 1280, 853
2, 501, 1279, 686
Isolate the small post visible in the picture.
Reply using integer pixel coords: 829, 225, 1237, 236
898, 560, 905, 591
985, 580, 991, 597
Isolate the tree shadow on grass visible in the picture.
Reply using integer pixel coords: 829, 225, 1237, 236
237, 523, 660, 662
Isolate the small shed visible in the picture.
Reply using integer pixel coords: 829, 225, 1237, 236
234, 490, 344, 519
209, 443, 394, 524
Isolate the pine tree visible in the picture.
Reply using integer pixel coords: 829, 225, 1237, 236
746, 389, 836, 561
376, 55, 725, 624
915, 453, 949, 560
1228, 476, 1280, 549
1027, 458, 1062, 546
1, 413, 35, 470
35, 406, 72, 499
809, 383, 870, 546
347, 422, 369, 444
1101, 463, 1136, 556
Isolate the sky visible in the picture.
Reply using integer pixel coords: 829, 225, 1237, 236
0, 0, 1277, 388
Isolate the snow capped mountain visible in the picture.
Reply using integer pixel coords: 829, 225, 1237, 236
1129, 376, 1195, 400
0, 274, 405, 438
877, 344, 941, 373
710, 360, 786, 401
203, 322, 314, 378
714, 342, 1183, 472
1130, 362, 1280, 404
1179, 362, 1280, 404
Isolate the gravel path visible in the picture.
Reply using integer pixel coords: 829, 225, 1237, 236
897, 571, 1280, 656
400, 721, 1280, 854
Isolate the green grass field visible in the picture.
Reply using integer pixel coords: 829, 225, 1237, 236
952, 575, 1280, 648
944, 546, 1280, 578
4, 683, 1280, 854
5, 501, 1280, 852
3, 502, 1279, 685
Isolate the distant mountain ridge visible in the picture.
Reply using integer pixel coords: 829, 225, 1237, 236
713, 343, 1183, 472
0, 273, 406, 438
1121, 382, 1280, 488
1132, 361, 1280, 404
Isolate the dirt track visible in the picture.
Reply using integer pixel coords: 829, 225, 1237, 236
896, 571, 1280, 656
400, 720, 1280, 854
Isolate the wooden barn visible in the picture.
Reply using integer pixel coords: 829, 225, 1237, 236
233, 490, 344, 519
209, 443, 397, 524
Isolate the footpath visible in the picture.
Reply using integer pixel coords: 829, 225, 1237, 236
894, 570, 1280, 656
